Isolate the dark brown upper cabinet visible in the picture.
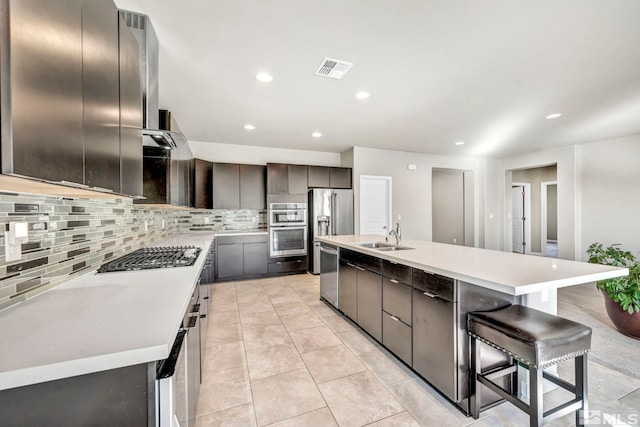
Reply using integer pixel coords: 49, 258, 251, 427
330, 167, 352, 189
212, 163, 240, 209
267, 163, 308, 194
212, 163, 266, 210
83, 0, 120, 192
240, 164, 266, 209
193, 159, 213, 209
307, 166, 352, 189
308, 166, 330, 188
1, 0, 143, 196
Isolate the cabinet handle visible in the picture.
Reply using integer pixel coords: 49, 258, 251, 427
346, 262, 356, 268
389, 279, 399, 284
423, 291, 438, 299
276, 261, 282, 264
355, 266, 365, 271
200, 314, 207, 319
191, 304, 201, 313
186, 317, 197, 328
296, 260, 302, 263
203, 296, 209, 300
390, 315, 400, 322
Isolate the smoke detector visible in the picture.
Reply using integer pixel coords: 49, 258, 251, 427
315, 58, 353, 79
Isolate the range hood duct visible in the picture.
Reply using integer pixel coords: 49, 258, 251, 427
119, 10, 192, 159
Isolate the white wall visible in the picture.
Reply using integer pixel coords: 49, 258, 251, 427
188, 140, 341, 166
580, 134, 640, 259
351, 146, 484, 243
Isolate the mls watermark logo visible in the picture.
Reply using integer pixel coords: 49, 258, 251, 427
579, 409, 639, 425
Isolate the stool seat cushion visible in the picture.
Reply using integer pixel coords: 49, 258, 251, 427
468, 305, 592, 368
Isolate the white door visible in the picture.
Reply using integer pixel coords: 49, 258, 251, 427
512, 186, 525, 253
360, 175, 392, 235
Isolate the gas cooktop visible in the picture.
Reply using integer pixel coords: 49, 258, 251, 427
97, 246, 202, 273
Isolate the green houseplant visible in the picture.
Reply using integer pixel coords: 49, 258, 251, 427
586, 243, 640, 339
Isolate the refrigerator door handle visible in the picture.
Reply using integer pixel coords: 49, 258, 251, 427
330, 192, 337, 235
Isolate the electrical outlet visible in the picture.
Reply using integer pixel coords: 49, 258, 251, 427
397, 214, 401, 221
49, 222, 58, 230
453, 238, 457, 244
162, 220, 165, 229
204, 217, 210, 224
144, 220, 148, 232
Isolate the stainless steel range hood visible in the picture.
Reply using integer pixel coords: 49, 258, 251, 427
119, 9, 192, 159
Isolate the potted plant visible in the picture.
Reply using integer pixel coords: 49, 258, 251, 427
586, 243, 640, 339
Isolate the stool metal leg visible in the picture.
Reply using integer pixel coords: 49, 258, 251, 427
529, 366, 544, 427
469, 335, 481, 419
576, 354, 588, 427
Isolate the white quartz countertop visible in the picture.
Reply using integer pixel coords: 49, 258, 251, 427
317, 235, 627, 296
0, 233, 215, 391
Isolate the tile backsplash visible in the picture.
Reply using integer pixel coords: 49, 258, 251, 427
0, 190, 266, 312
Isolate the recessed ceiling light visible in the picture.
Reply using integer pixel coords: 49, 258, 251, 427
244, 124, 255, 130
545, 113, 562, 119
355, 91, 371, 100
312, 132, 322, 138
454, 141, 465, 146
255, 72, 273, 83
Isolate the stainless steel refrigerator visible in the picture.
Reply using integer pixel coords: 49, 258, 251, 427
308, 188, 354, 274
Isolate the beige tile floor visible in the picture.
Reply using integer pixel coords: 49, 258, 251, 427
196, 274, 640, 427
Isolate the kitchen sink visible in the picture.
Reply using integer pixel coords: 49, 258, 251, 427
356, 242, 396, 249
356, 242, 414, 251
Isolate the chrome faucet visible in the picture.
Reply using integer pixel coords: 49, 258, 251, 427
388, 222, 401, 245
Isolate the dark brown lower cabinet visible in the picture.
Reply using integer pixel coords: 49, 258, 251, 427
338, 259, 357, 321
356, 268, 382, 342
215, 234, 269, 280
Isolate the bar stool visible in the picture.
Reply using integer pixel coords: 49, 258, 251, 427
467, 305, 591, 427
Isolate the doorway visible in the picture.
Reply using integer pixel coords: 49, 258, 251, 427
541, 181, 558, 258
359, 175, 392, 235
508, 164, 558, 257
511, 183, 531, 254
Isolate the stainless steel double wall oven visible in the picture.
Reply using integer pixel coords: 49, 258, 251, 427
269, 202, 308, 257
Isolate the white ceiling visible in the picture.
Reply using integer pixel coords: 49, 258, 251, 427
114, 0, 640, 159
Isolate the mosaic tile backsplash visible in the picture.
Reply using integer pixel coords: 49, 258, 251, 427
0, 190, 266, 312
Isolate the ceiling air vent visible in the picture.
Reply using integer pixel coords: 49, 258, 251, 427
315, 58, 353, 79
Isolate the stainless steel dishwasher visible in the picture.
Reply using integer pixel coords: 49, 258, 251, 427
319, 243, 338, 308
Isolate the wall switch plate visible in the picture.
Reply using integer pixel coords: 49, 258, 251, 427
453, 238, 457, 244
204, 217, 210, 224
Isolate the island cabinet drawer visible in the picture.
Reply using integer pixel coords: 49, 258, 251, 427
412, 270, 455, 303
382, 277, 412, 325
341, 249, 382, 274
381, 260, 412, 284
382, 311, 412, 366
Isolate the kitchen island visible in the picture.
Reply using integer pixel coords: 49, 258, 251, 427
316, 234, 626, 414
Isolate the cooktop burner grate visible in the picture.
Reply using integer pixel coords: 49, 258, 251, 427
97, 246, 202, 273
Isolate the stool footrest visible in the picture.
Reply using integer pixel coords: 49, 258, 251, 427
543, 371, 576, 394
477, 373, 528, 413
543, 398, 584, 424
483, 364, 518, 381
